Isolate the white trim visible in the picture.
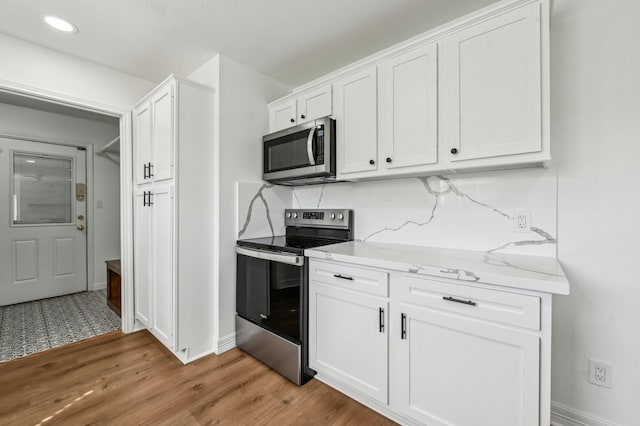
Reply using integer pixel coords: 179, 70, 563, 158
0, 78, 134, 335
92, 281, 106, 291
216, 332, 236, 354
551, 401, 619, 426
118, 112, 134, 333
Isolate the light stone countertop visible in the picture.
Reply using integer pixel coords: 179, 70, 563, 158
305, 241, 570, 295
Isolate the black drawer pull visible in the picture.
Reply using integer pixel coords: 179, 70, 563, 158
401, 313, 407, 339
379, 308, 384, 333
333, 274, 353, 281
443, 296, 476, 306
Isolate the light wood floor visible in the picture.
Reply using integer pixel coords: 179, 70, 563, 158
0, 330, 395, 425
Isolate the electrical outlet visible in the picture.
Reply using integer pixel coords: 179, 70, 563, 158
513, 210, 531, 233
588, 359, 612, 388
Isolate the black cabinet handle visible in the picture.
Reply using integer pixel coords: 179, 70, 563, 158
401, 313, 407, 339
143, 163, 148, 179
386, 157, 392, 163
333, 274, 353, 281
290, 118, 295, 123
148, 192, 153, 206
143, 191, 148, 206
379, 308, 385, 333
450, 148, 458, 154
148, 162, 154, 178
300, 114, 306, 119
443, 296, 476, 306
369, 159, 375, 165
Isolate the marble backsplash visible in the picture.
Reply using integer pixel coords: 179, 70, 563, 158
236, 168, 557, 257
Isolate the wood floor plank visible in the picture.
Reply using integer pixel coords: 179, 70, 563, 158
0, 330, 396, 425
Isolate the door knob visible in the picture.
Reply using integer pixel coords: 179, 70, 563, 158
77, 224, 85, 231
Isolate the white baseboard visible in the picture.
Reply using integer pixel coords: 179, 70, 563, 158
216, 332, 236, 354
92, 282, 106, 291
551, 401, 618, 426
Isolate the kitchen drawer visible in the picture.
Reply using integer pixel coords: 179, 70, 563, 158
395, 274, 540, 330
309, 260, 389, 297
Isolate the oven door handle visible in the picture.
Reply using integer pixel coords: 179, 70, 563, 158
236, 246, 305, 266
306, 126, 316, 166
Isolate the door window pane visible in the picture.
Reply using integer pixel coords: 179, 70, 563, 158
12, 153, 73, 225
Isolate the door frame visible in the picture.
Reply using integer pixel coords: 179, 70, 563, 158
0, 78, 136, 333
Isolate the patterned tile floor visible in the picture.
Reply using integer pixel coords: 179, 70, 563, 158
0, 290, 121, 363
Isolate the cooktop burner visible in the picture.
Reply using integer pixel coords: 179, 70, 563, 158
236, 209, 354, 255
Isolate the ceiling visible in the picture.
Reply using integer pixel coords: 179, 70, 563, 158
0, 0, 498, 88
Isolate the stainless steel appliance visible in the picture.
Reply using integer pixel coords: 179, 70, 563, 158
235, 208, 353, 385
263, 116, 336, 186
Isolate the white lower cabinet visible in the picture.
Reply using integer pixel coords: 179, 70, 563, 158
309, 282, 389, 404
134, 184, 175, 351
309, 259, 549, 426
390, 302, 539, 426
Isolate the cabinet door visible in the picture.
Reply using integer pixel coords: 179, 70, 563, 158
334, 67, 378, 176
151, 184, 175, 350
270, 99, 297, 132
391, 303, 540, 426
134, 189, 152, 327
297, 86, 332, 123
133, 102, 152, 185
309, 282, 388, 404
443, 2, 541, 162
152, 83, 175, 182
379, 43, 438, 171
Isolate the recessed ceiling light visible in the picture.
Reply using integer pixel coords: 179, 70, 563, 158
26, 160, 36, 163
44, 16, 78, 34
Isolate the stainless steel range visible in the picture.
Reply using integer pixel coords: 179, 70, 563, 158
235, 208, 354, 385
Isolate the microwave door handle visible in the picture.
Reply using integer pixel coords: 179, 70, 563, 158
307, 127, 316, 166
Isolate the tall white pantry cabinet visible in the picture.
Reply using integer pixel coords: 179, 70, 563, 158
133, 75, 216, 363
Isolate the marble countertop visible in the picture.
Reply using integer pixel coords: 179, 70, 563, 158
305, 241, 570, 295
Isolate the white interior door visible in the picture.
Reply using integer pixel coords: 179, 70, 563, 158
0, 137, 87, 306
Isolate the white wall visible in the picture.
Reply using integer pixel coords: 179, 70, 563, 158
550, 0, 640, 424
188, 54, 290, 349
0, 103, 121, 289
0, 33, 155, 110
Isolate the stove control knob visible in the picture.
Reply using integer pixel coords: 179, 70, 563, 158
329, 213, 336, 220
286, 212, 291, 218
292, 212, 298, 219
337, 213, 344, 220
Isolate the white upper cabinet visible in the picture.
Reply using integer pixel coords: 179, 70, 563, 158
151, 84, 174, 182
269, 99, 297, 132
133, 103, 152, 185
134, 80, 175, 184
269, 85, 332, 132
334, 67, 378, 177
266, 0, 550, 179
442, 2, 542, 163
378, 43, 438, 173
297, 86, 332, 123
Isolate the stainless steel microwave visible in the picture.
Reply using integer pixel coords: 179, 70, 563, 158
263, 116, 336, 186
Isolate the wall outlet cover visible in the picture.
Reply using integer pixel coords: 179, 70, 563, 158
588, 359, 612, 388
513, 210, 531, 233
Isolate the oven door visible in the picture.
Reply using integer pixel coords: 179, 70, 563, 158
236, 246, 305, 343
263, 117, 334, 182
